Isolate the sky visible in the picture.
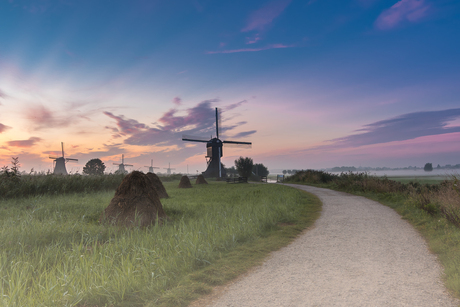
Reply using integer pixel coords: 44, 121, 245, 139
0, 0, 459, 174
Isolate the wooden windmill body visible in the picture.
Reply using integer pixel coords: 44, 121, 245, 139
145, 159, 160, 173
113, 154, 133, 174
49, 142, 78, 175
182, 108, 251, 178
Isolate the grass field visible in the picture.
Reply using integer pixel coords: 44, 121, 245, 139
0, 181, 321, 307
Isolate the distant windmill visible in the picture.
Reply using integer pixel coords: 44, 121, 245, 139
182, 108, 251, 178
164, 162, 175, 175
145, 159, 160, 173
49, 142, 78, 175
113, 154, 133, 174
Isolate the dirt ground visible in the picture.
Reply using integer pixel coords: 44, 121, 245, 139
191, 184, 460, 307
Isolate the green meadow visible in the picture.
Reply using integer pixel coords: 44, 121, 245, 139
0, 180, 321, 307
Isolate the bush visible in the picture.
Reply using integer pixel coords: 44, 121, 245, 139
286, 169, 460, 227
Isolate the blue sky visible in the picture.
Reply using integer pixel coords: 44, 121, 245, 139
0, 0, 459, 173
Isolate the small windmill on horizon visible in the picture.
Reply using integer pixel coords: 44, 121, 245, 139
164, 162, 175, 175
113, 154, 133, 174
49, 142, 78, 175
145, 159, 160, 173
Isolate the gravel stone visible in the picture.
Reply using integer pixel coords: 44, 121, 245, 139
198, 184, 460, 307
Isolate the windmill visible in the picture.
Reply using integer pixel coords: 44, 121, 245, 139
145, 159, 160, 173
113, 154, 133, 174
49, 142, 78, 175
164, 163, 175, 175
182, 108, 252, 178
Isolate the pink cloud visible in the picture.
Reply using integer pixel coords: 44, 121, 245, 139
225, 100, 247, 111
0, 123, 11, 133
0, 88, 7, 100
375, 0, 431, 30
206, 44, 294, 54
172, 97, 182, 106
242, 0, 292, 32
103, 99, 255, 147
103, 111, 147, 135
246, 34, 261, 44
7, 137, 42, 148
25, 104, 93, 130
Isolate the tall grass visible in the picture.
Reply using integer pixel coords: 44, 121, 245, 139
0, 181, 317, 306
0, 173, 189, 199
286, 170, 460, 227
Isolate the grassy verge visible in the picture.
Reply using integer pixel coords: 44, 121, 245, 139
387, 176, 450, 185
0, 181, 321, 307
353, 191, 460, 299
286, 170, 460, 299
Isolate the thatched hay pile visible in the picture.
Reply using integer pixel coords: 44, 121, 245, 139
195, 174, 208, 184
100, 171, 167, 227
146, 172, 169, 198
178, 175, 192, 188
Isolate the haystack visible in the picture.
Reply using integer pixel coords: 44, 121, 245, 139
146, 172, 169, 198
178, 175, 192, 188
100, 171, 167, 227
195, 174, 208, 184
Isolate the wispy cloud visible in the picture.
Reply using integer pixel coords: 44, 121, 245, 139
225, 100, 247, 111
231, 130, 257, 139
206, 44, 294, 54
104, 99, 254, 147
242, 0, 292, 32
375, 0, 431, 30
246, 34, 261, 44
322, 108, 460, 149
103, 112, 147, 135
26, 105, 71, 130
0, 88, 7, 100
172, 97, 182, 106
0, 123, 11, 133
25, 103, 95, 130
7, 137, 42, 148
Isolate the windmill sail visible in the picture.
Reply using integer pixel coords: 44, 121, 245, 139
113, 154, 133, 173
182, 108, 251, 178
49, 142, 78, 175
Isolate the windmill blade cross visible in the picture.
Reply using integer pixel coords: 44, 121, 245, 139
223, 140, 252, 145
66, 158, 78, 162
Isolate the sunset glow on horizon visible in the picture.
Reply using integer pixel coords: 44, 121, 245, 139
1, 0, 459, 174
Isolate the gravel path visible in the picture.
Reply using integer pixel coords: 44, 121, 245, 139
197, 184, 459, 307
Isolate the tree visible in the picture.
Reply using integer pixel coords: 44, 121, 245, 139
83, 158, 106, 175
253, 163, 269, 177
282, 170, 287, 175
235, 156, 253, 178
424, 163, 433, 172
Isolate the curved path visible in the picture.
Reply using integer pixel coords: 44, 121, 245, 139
198, 184, 459, 307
